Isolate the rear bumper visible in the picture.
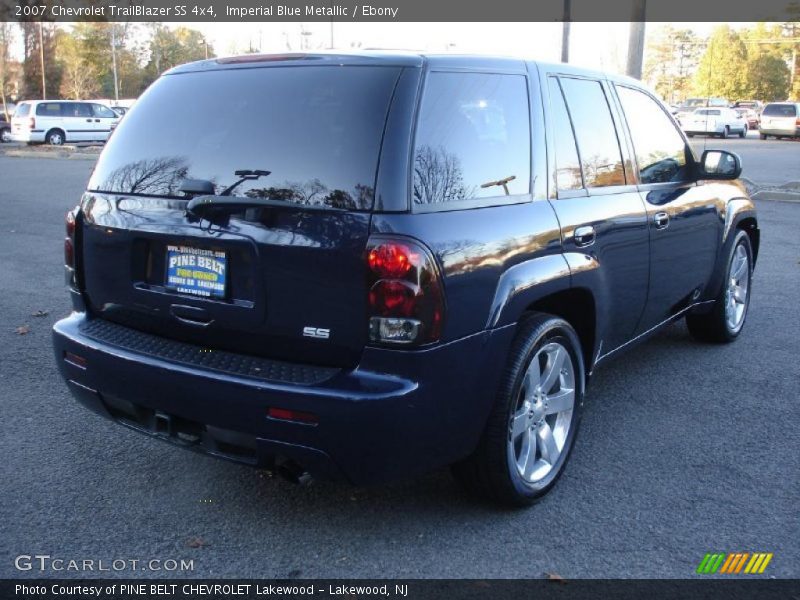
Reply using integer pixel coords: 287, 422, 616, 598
53, 313, 514, 485
759, 126, 800, 137
10, 129, 43, 143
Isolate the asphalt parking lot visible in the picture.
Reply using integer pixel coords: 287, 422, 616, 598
687, 130, 800, 187
1, 154, 798, 579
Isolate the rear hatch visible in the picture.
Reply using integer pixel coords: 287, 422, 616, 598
11, 102, 31, 134
760, 103, 797, 133
80, 60, 404, 368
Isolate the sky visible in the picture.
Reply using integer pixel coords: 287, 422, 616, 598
186, 21, 732, 74
8, 21, 739, 76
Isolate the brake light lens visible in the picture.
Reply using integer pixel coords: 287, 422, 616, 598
366, 237, 444, 346
28, 117, 35, 130
64, 237, 74, 266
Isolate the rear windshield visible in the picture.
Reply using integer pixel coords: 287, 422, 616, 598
762, 104, 796, 117
89, 66, 402, 209
697, 109, 721, 116
15, 104, 30, 117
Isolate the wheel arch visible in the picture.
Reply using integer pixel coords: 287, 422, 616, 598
486, 253, 606, 376
703, 197, 758, 302
523, 288, 597, 375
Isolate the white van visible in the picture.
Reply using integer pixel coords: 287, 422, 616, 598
759, 102, 800, 140
11, 100, 119, 145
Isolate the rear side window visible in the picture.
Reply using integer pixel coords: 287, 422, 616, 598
559, 78, 626, 188
15, 104, 31, 117
36, 103, 62, 117
763, 104, 797, 117
616, 86, 688, 184
548, 78, 582, 191
412, 72, 530, 206
89, 66, 401, 208
63, 103, 92, 117
92, 104, 117, 118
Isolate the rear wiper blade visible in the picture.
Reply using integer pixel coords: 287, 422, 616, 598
220, 169, 271, 196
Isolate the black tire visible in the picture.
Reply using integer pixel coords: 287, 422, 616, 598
738, 127, 746, 138
759, 133, 767, 140
686, 230, 753, 343
720, 126, 729, 139
451, 314, 585, 506
46, 129, 65, 146
0, 127, 10, 143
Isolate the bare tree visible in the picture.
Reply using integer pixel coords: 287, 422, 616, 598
413, 145, 474, 204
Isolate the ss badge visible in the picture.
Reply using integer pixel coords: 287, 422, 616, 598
303, 326, 330, 340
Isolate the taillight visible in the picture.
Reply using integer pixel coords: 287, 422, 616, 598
366, 237, 444, 346
28, 117, 35, 129
64, 237, 74, 266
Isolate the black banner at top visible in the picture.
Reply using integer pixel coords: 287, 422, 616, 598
1, 0, 799, 22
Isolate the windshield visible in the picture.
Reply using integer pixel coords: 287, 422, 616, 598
88, 65, 402, 209
684, 99, 706, 108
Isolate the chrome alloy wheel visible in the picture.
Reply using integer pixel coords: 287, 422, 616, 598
508, 342, 575, 483
725, 243, 750, 332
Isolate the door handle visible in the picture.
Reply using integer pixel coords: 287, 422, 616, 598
85, 118, 92, 122
94, 118, 100, 122
574, 225, 596, 247
653, 212, 670, 229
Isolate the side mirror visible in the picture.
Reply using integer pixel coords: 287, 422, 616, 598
699, 149, 742, 180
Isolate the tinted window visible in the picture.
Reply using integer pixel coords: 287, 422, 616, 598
616, 86, 689, 185
36, 103, 62, 117
15, 104, 31, 117
63, 103, 92, 117
548, 78, 582, 191
90, 67, 400, 208
413, 72, 530, 205
559, 78, 625, 188
92, 104, 117, 118
763, 104, 797, 117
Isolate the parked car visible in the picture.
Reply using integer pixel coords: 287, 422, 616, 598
110, 106, 129, 117
733, 100, 763, 114
758, 102, 800, 139
53, 53, 759, 506
674, 97, 728, 123
10, 100, 119, 145
682, 107, 747, 138
0, 113, 10, 143
734, 107, 760, 129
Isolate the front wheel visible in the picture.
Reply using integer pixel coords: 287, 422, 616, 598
687, 230, 753, 343
0, 128, 10, 143
739, 126, 746, 138
452, 314, 585, 506
720, 126, 730, 139
760, 133, 768, 140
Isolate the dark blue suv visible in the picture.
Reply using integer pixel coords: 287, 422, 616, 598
53, 52, 759, 505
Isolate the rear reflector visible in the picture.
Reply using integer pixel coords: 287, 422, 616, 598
267, 407, 319, 425
64, 351, 87, 369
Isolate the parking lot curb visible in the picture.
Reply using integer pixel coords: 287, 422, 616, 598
751, 189, 800, 203
1, 148, 99, 160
